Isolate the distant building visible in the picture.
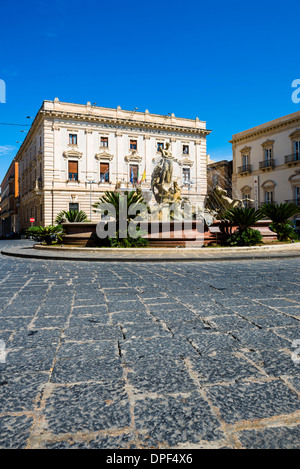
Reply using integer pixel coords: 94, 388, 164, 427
0, 160, 19, 236
230, 111, 300, 231
207, 159, 233, 197
12, 99, 211, 231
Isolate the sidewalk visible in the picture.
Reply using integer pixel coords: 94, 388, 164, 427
1, 242, 300, 262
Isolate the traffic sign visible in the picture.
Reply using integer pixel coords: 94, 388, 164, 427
30, 218, 35, 223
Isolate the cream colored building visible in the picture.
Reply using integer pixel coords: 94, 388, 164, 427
230, 111, 300, 226
15, 99, 210, 231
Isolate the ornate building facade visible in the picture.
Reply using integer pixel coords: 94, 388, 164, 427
230, 111, 300, 227
15, 99, 210, 230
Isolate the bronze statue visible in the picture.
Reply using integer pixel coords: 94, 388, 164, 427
151, 143, 182, 204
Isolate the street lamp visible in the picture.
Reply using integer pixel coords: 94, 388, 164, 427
85, 180, 96, 220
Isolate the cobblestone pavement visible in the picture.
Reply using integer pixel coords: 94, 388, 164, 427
0, 240, 299, 449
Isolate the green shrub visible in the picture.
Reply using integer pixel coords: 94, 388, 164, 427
55, 210, 89, 224
26, 225, 64, 245
225, 227, 263, 247
269, 222, 299, 242
260, 203, 300, 242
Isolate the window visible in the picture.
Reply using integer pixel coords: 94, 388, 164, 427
69, 134, 78, 145
183, 145, 189, 155
40, 204, 43, 221
265, 148, 272, 161
69, 202, 79, 212
182, 168, 190, 184
100, 163, 110, 183
101, 137, 108, 148
265, 190, 274, 204
242, 194, 250, 208
242, 154, 249, 167
157, 142, 164, 152
295, 186, 300, 203
130, 139, 137, 150
68, 160, 78, 181
130, 164, 139, 184
212, 174, 218, 189
294, 141, 300, 160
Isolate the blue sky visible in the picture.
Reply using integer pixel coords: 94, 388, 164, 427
1, 0, 300, 182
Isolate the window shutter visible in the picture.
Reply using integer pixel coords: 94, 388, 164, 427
68, 161, 78, 173
100, 163, 109, 174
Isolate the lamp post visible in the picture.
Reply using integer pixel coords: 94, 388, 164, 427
85, 180, 96, 220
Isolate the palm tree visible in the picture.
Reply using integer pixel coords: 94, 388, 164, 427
260, 202, 299, 241
92, 190, 148, 245
55, 210, 90, 224
224, 207, 263, 232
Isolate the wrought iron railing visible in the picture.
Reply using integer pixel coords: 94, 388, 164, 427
238, 165, 252, 174
259, 159, 275, 169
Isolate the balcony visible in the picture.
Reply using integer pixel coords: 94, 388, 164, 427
285, 199, 300, 206
259, 201, 277, 207
259, 159, 275, 170
284, 153, 300, 165
238, 165, 252, 175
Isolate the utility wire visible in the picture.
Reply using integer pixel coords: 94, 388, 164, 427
0, 123, 30, 126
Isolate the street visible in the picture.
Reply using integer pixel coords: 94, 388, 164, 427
0, 240, 299, 448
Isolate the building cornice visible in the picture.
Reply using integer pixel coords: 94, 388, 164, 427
229, 113, 300, 145
40, 109, 211, 137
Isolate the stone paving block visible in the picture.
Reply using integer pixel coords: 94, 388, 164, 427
273, 326, 300, 342
0, 415, 33, 449
287, 376, 300, 392
168, 319, 212, 336
238, 425, 300, 449
72, 305, 108, 315
207, 315, 259, 332
207, 379, 300, 424
32, 316, 67, 329
230, 328, 291, 351
244, 349, 300, 378
62, 324, 123, 341
51, 356, 124, 383
149, 308, 199, 324
126, 356, 196, 394
43, 431, 136, 449
122, 322, 172, 339
4, 346, 55, 373
106, 301, 147, 313
9, 329, 62, 349
68, 314, 110, 328
0, 372, 47, 412
120, 337, 198, 362
43, 381, 131, 434
133, 393, 224, 447
189, 353, 263, 384
248, 313, 300, 329
56, 341, 119, 360
188, 331, 242, 355
110, 310, 155, 325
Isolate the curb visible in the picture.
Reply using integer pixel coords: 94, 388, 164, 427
1, 244, 300, 262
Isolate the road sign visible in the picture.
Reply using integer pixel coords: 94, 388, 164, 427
30, 218, 35, 223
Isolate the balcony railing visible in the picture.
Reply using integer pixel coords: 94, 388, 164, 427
238, 165, 252, 174
285, 199, 300, 206
259, 201, 277, 207
284, 153, 300, 164
259, 159, 275, 169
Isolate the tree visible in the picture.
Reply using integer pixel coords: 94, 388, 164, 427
260, 202, 300, 242
55, 210, 89, 224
